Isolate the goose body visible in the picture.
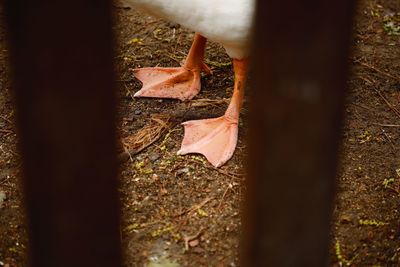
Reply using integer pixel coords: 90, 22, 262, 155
126, 0, 256, 58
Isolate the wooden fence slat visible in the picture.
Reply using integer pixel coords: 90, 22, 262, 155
4, 1, 121, 266
243, 1, 355, 266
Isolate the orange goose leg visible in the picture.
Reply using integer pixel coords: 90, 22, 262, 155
177, 58, 248, 167
132, 33, 211, 101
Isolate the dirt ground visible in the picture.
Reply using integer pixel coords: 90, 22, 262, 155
0, 0, 399, 266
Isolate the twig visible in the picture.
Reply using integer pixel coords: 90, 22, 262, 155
174, 197, 213, 217
381, 129, 396, 154
182, 228, 205, 251
190, 98, 230, 108
217, 167, 244, 179
182, 156, 245, 181
166, 54, 182, 64
204, 163, 244, 181
373, 87, 400, 119
217, 183, 233, 210
372, 123, 400, 127
356, 61, 400, 82
116, 78, 135, 83
123, 83, 135, 101
0, 175, 11, 186
123, 146, 134, 162
123, 220, 168, 234
173, 31, 182, 54
350, 103, 373, 111
0, 115, 13, 125
0, 129, 13, 134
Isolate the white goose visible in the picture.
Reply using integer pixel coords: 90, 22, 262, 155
126, 0, 256, 167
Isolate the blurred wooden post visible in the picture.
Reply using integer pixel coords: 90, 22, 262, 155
4, 1, 121, 266
244, 0, 355, 266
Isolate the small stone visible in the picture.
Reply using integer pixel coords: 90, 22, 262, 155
151, 174, 159, 181
149, 153, 160, 162
192, 247, 204, 254
0, 191, 6, 208
159, 188, 168, 196
189, 239, 199, 247
340, 215, 352, 224
141, 250, 149, 257
176, 167, 190, 175
210, 200, 219, 207
166, 141, 175, 149
167, 22, 180, 29
134, 109, 142, 115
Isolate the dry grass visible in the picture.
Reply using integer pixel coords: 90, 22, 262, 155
120, 114, 173, 161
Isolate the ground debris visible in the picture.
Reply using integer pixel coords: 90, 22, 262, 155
119, 114, 173, 161
359, 219, 387, 227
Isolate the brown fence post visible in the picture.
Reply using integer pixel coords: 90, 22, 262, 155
4, 1, 121, 266
243, 0, 355, 266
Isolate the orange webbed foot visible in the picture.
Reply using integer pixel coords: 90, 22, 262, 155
177, 58, 249, 167
132, 33, 211, 101
177, 115, 238, 167
132, 66, 202, 101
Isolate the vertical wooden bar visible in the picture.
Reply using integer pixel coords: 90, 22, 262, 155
243, 0, 355, 266
4, 1, 121, 267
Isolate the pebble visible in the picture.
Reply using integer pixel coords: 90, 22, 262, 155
176, 167, 190, 175
148, 153, 160, 162
189, 239, 199, 247
167, 22, 180, 29
134, 109, 142, 115
192, 247, 204, 254
0, 191, 6, 208
166, 142, 175, 149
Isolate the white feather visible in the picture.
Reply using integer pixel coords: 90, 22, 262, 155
125, 0, 256, 59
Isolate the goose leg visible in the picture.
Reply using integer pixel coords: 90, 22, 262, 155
132, 33, 211, 101
177, 58, 248, 167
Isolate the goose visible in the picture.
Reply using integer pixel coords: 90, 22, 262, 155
126, 0, 256, 167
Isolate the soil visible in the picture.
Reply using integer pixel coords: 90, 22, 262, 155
0, 0, 399, 266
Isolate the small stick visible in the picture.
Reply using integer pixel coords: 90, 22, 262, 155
123, 83, 135, 101
381, 129, 396, 154
116, 78, 135, 83
183, 157, 244, 181
205, 164, 243, 180
0, 129, 14, 134
350, 103, 373, 111
166, 54, 182, 64
373, 88, 400, 119
217, 183, 233, 210
356, 61, 400, 82
123, 146, 134, 162
372, 123, 400, 127
361, 75, 400, 119
173, 31, 182, 54
174, 197, 213, 217
183, 227, 205, 251
0, 174, 12, 185
0, 115, 13, 125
